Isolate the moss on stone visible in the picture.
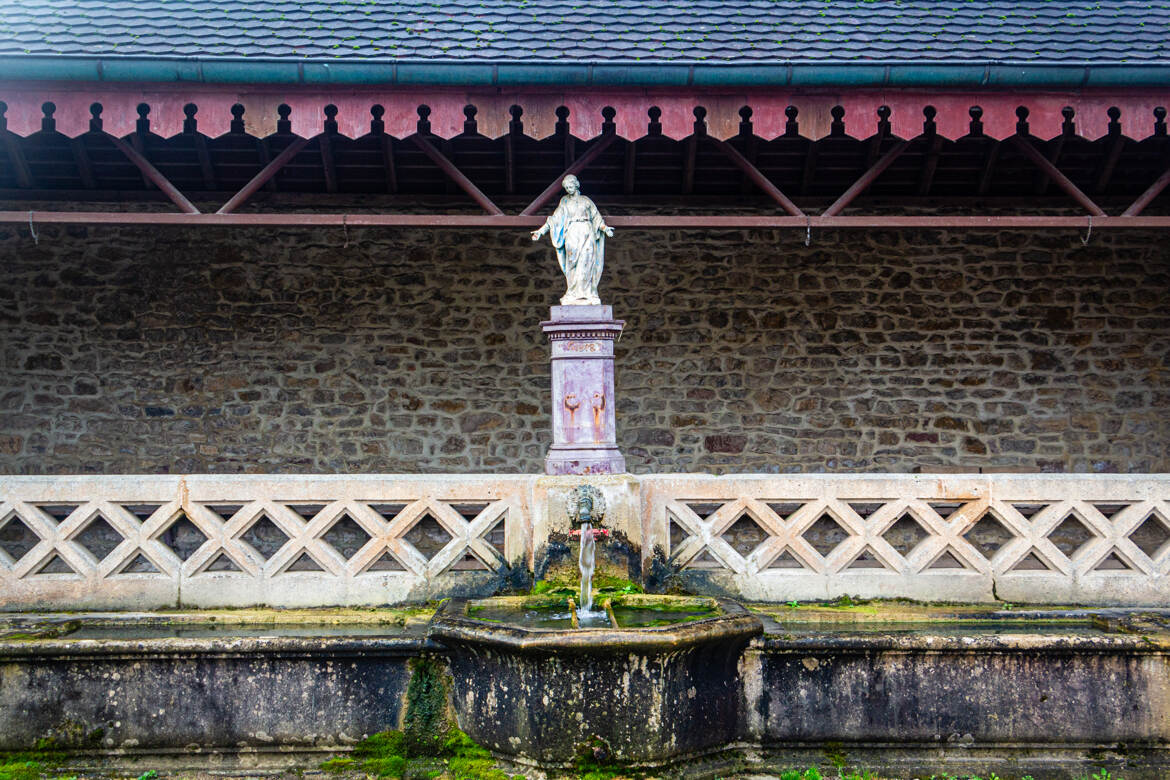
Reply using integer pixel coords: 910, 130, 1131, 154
320, 728, 518, 780
403, 656, 449, 757
0, 746, 67, 780
0, 759, 46, 780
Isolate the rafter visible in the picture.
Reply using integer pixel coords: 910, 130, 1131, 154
977, 140, 1001, 196
710, 137, 803, 217
256, 138, 278, 194
1035, 135, 1066, 195
1010, 135, 1106, 217
193, 134, 217, 191
504, 134, 516, 195
107, 134, 199, 214
519, 133, 618, 216
622, 143, 636, 196
683, 134, 698, 195
320, 134, 338, 194
380, 135, 398, 194
917, 136, 943, 196
1095, 133, 1126, 193
822, 140, 909, 217
800, 143, 818, 196
410, 133, 503, 216
70, 137, 96, 190
128, 133, 153, 189
218, 137, 310, 214
1122, 167, 1170, 217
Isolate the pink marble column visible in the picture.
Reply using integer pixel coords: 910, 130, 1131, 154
541, 305, 626, 475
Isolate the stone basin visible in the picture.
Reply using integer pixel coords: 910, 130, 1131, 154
428, 594, 763, 768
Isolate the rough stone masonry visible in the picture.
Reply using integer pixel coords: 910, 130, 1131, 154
1, 219, 1168, 475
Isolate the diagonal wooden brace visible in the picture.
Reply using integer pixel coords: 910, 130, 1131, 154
1122, 167, 1170, 217
710, 137, 804, 217
217, 137, 310, 214
410, 133, 503, 216
520, 133, 618, 216
107, 134, 200, 214
1010, 135, 1107, 217
822, 140, 909, 217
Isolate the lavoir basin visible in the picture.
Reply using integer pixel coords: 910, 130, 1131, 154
1, 603, 1168, 778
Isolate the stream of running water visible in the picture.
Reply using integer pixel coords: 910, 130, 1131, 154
578, 521, 596, 615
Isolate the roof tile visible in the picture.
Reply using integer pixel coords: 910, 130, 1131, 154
0, 0, 1163, 62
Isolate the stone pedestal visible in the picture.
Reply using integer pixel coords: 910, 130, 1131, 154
541, 305, 626, 475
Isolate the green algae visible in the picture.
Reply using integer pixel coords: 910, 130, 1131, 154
0, 745, 68, 780
320, 652, 521, 780
404, 657, 448, 758
320, 728, 520, 780
531, 574, 642, 601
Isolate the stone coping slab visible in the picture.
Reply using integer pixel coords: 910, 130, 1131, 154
0, 635, 437, 659
430, 595, 763, 654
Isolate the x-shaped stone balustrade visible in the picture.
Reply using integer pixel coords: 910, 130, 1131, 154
0, 497, 512, 581
665, 496, 1170, 578
985, 498, 1170, 577
667, 497, 991, 575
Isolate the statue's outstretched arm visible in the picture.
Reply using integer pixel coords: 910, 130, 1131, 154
587, 198, 615, 238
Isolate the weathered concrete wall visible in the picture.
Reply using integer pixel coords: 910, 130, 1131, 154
2, 625, 1167, 777
0, 637, 420, 755
2, 220, 1168, 474
747, 634, 1170, 778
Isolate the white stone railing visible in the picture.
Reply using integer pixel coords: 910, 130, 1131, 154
641, 474, 1170, 605
4, 473, 1169, 609
0, 475, 530, 610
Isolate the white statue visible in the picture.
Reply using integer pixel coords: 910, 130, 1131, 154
531, 175, 614, 306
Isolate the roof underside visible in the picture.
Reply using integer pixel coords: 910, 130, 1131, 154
3, 101, 1167, 210
1, 0, 1166, 63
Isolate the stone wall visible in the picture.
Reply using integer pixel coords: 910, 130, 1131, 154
2, 217, 1168, 474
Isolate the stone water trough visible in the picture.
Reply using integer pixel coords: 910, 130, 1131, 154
3, 603, 1170, 777
429, 594, 762, 767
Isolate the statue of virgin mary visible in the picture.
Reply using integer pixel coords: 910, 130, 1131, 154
531, 175, 614, 306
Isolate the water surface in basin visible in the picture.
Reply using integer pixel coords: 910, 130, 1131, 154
47, 624, 428, 640
465, 601, 719, 629
611, 605, 718, 627
466, 605, 607, 629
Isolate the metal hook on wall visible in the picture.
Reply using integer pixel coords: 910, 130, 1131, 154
27, 211, 38, 245
804, 216, 812, 247
1081, 215, 1093, 246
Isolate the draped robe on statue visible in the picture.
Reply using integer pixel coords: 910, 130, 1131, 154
544, 193, 607, 305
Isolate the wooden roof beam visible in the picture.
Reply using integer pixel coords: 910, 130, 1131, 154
411, 132, 502, 216
822, 140, 909, 217
1010, 134, 1106, 216
519, 132, 617, 216
69, 137, 96, 189
107, 133, 199, 214
709, 136, 803, 217
217, 137, 310, 214
1122, 167, 1170, 217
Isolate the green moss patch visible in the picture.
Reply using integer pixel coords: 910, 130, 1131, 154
320, 729, 521, 779
0, 748, 66, 780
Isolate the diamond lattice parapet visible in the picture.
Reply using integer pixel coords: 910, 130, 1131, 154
648, 473, 1170, 606
0, 475, 527, 610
